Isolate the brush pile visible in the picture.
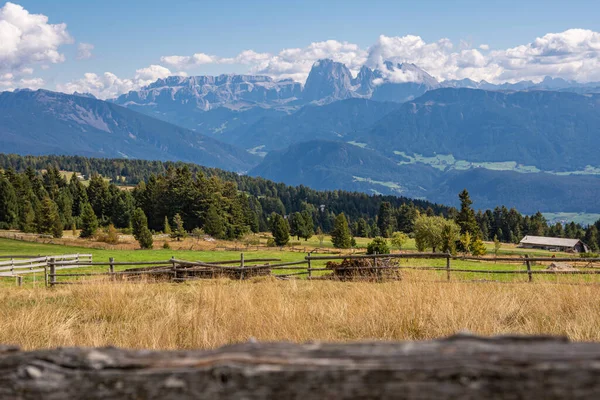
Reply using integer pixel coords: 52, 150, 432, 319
174, 264, 271, 280
325, 258, 401, 281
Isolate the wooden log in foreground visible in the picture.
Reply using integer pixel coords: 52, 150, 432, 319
1, 334, 600, 399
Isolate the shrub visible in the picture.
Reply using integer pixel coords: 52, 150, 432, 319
97, 224, 119, 244
266, 238, 276, 247
137, 226, 153, 249
367, 237, 390, 255
171, 213, 187, 241
162, 242, 171, 249
470, 237, 487, 256
391, 232, 408, 249
581, 252, 600, 258
243, 234, 261, 246
191, 227, 205, 240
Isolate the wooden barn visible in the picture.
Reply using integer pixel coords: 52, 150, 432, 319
518, 235, 590, 253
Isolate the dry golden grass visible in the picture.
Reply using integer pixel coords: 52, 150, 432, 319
1, 273, 600, 350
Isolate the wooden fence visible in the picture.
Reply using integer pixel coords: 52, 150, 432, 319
5, 252, 600, 287
305, 252, 600, 282
46, 254, 307, 286
0, 254, 92, 286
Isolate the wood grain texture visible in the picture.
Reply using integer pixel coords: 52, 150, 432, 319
1, 334, 599, 399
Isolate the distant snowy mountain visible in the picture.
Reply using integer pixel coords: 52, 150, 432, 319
114, 74, 302, 112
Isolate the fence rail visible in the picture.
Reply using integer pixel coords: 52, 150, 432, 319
3, 251, 600, 287
0, 254, 93, 284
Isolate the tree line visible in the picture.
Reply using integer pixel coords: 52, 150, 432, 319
1, 154, 599, 252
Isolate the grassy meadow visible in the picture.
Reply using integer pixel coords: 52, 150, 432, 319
1, 278, 600, 350
1, 235, 600, 350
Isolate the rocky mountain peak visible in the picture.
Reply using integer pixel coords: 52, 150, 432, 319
302, 59, 356, 103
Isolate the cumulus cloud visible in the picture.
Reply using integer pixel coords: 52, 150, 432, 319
56, 65, 187, 99
160, 53, 218, 69
18, 77, 44, 88
367, 30, 600, 83
57, 28, 600, 99
77, 42, 94, 60
0, 2, 72, 74
160, 40, 367, 82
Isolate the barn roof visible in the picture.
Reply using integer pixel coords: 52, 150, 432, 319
519, 236, 582, 248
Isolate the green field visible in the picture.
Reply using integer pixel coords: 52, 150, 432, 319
1, 236, 596, 287
543, 212, 600, 226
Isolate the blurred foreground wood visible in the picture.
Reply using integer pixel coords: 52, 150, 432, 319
1, 333, 599, 399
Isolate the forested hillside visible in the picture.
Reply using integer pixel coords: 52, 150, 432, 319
1, 154, 599, 250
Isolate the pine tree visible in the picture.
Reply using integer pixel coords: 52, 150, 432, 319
456, 189, 480, 237
493, 235, 502, 256
171, 213, 187, 241
0, 176, 18, 229
299, 210, 314, 240
289, 212, 304, 240
331, 213, 352, 249
203, 205, 225, 239
131, 208, 148, 240
163, 216, 171, 234
460, 232, 472, 255
38, 197, 63, 238
270, 213, 290, 246
356, 218, 370, 237
584, 225, 599, 252
20, 200, 36, 233
377, 202, 394, 238
80, 202, 98, 238
137, 226, 154, 249
470, 237, 487, 256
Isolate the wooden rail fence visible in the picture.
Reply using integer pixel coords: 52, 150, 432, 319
4, 252, 600, 287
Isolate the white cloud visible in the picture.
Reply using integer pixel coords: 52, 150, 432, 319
77, 42, 94, 60
367, 30, 600, 83
160, 53, 218, 69
0, 2, 72, 74
57, 28, 600, 99
56, 72, 135, 99
18, 77, 44, 88
56, 65, 187, 99
249, 40, 367, 81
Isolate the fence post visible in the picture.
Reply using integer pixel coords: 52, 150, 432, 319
240, 253, 245, 281
44, 257, 48, 287
446, 252, 451, 282
525, 254, 532, 283
10, 258, 14, 275
49, 257, 56, 287
16, 276, 22, 287
109, 257, 115, 281
307, 253, 312, 280
170, 257, 177, 282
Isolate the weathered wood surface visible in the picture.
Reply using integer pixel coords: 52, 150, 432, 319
1, 334, 600, 399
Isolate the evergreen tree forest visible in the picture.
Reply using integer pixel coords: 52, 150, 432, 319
0, 153, 599, 251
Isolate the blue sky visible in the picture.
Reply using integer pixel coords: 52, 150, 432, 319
2, 0, 600, 97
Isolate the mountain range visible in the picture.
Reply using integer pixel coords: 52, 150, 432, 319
0, 89, 258, 171
3, 58, 600, 214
